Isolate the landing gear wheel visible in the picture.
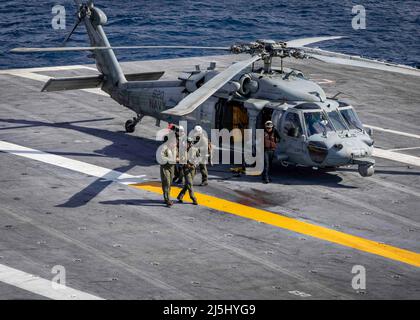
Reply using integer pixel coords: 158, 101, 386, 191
358, 164, 374, 177
125, 119, 136, 133
124, 114, 144, 133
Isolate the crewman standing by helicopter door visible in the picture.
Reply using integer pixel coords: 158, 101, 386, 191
193, 125, 212, 186
177, 137, 199, 205
160, 135, 178, 207
262, 120, 280, 184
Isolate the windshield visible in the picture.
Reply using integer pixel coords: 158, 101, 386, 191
339, 107, 364, 130
327, 110, 348, 131
304, 111, 334, 136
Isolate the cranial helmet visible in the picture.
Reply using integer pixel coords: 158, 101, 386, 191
194, 125, 203, 134
265, 120, 273, 128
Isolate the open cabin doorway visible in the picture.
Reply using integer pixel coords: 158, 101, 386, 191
257, 107, 274, 130
215, 98, 249, 142
214, 99, 249, 166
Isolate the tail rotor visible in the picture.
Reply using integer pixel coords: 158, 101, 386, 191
62, 0, 92, 44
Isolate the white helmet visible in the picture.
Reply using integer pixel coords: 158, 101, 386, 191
265, 120, 273, 128
194, 125, 203, 134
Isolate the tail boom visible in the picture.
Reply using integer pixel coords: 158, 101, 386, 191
81, 4, 126, 89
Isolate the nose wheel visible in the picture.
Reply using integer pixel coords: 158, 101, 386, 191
358, 163, 375, 177
125, 114, 144, 133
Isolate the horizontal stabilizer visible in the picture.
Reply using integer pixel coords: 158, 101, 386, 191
125, 71, 164, 81
41, 71, 165, 92
42, 75, 102, 92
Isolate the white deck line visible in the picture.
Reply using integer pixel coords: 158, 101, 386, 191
0, 263, 103, 300
0, 140, 147, 185
365, 125, 420, 140
389, 146, 420, 152
373, 148, 420, 167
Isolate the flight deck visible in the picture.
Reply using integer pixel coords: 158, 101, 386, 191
0, 55, 419, 299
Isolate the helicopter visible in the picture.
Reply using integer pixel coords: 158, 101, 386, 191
12, 0, 420, 178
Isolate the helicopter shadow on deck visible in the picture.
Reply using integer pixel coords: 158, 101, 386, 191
0, 117, 161, 208
336, 167, 420, 176
209, 163, 355, 189
99, 199, 165, 207
211, 160, 420, 189
271, 165, 355, 188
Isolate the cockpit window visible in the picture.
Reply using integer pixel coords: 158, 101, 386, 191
327, 110, 348, 131
304, 111, 334, 136
339, 107, 363, 130
283, 112, 303, 137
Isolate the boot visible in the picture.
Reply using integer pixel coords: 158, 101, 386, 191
177, 194, 184, 203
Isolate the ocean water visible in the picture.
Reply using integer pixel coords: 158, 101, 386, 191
0, 0, 419, 69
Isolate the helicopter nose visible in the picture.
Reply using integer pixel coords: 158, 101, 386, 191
323, 139, 372, 166
343, 141, 373, 160
348, 147, 369, 158
307, 138, 373, 166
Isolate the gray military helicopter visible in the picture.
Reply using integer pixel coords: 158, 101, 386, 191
12, 0, 420, 177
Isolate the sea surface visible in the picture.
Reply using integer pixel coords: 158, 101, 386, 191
0, 0, 419, 69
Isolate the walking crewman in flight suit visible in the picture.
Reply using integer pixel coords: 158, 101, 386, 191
177, 137, 198, 205
160, 134, 178, 207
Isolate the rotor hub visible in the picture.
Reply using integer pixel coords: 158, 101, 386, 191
230, 40, 307, 73
230, 40, 305, 59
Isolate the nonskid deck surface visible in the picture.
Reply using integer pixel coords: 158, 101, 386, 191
0, 55, 419, 299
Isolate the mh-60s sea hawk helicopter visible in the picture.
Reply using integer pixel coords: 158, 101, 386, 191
12, 0, 420, 177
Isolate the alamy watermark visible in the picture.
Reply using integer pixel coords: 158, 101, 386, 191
351, 265, 366, 291
51, 5, 66, 30
352, 5, 366, 30
51, 265, 66, 290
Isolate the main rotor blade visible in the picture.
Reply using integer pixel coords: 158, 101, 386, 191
304, 48, 420, 77
162, 55, 261, 117
285, 36, 344, 48
11, 45, 231, 53
285, 36, 420, 76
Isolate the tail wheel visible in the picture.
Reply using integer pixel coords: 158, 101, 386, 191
125, 119, 136, 133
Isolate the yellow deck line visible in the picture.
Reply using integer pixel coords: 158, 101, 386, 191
131, 182, 420, 268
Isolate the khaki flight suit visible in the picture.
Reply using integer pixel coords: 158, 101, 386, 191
174, 137, 186, 184
160, 142, 177, 203
194, 135, 211, 184
177, 145, 198, 203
